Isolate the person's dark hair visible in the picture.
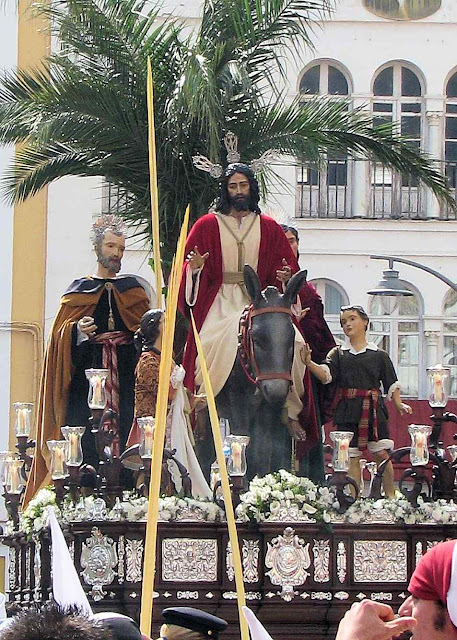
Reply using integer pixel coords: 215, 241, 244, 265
215, 163, 261, 215
433, 600, 447, 632
0, 603, 112, 640
280, 224, 299, 243
134, 309, 163, 354
340, 305, 370, 330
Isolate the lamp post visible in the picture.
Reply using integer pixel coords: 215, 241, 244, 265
368, 254, 457, 296
368, 254, 457, 444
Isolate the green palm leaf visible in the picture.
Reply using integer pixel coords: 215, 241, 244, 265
0, 0, 453, 266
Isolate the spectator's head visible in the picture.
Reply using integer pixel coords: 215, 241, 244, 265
0, 603, 111, 640
91, 612, 148, 640
398, 540, 457, 640
280, 225, 299, 259
216, 164, 261, 215
160, 607, 228, 640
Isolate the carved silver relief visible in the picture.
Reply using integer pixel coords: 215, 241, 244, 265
177, 590, 199, 599
80, 527, 118, 601
427, 540, 444, 550
243, 539, 260, 583
353, 541, 407, 583
117, 536, 125, 584
126, 539, 143, 583
311, 591, 332, 600
415, 541, 423, 567
266, 501, 316, 523
226, 542, 234, 582
313, 539, 330, 583
265, 527, 311, 601
8, 547, 16, 591
33, 539, 42, 601
337, 541, 347, 583
227, 540, 260, 583
175, 506, 209, 522
162, 538, 217, 582
371, 592, 393, 601
25, 547, 31, 589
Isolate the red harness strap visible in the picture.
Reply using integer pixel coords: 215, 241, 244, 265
238, 305, 294, 385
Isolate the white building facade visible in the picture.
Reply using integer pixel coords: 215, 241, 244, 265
266, 0, 457, 400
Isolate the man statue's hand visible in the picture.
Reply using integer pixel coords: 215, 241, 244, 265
276, 258, 292, 283
187, 246, 209, 271
78, 316, 97, 338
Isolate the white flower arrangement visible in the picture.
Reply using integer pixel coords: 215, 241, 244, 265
19, 486, 60, 539
235, 470, 333, 523
15, 473, 457, 536
17, 488, 224, 536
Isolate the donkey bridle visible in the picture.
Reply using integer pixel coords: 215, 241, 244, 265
238, 304, 294, 385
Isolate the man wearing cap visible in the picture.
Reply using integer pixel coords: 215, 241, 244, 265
160, 607, 227, 640
92, 611, 151, 640
335, 538, 457, 640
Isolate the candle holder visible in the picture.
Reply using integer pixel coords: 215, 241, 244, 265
0, 452, 15, 485
137, 417, 155, 460
85, 369, 108, 409
61, 426, 85, 466
61, 426, 86, 502
13, 402, 35, 471
225, 435, 250, 477
329, 431, 352, 472
427, 365, 450, 408
13, 402, 33, 437
3, 458, 24, 495
3, 458, 25, 529
359, 458, 367, 495
47, 439, 69, 503
326, 432, 359, 512
409, 424, 432, 466
89, 407, 123, 508
425, 365, 457, 448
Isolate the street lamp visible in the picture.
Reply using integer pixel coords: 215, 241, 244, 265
368, 255, 457, 296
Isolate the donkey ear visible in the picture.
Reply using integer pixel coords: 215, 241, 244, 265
282, 270, 308, 307
244, 265, 261, 304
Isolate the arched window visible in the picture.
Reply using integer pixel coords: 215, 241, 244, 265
299, 62, 349, 96
310, 279, 349, 344
445, 71, 457, 188
443, 290, 457, 396
298, 61, 351, 217
372, 63, 424, 218
369, 288, 423, 397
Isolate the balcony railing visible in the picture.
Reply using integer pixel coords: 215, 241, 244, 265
296, 160, 457, 221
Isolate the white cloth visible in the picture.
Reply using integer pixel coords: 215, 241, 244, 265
186, 213, 305, 420
48, 506, 92, 616
243, 606, 275, 640
168, 365, 212, 500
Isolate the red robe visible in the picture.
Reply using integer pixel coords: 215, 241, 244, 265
178, 212, 320, 451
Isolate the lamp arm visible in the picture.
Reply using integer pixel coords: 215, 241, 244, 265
370, 255, 457, 293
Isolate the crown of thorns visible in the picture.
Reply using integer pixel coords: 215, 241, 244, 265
192, 132, 278, 179
91, 214, 127, 244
